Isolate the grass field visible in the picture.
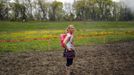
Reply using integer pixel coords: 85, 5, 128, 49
0, 21, 134, 52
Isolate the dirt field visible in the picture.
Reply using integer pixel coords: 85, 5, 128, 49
0, 41, 134, 75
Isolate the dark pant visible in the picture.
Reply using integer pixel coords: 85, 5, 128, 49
66, 58, 73, 66
63, 48, 75, 66
63, 48, 75, 58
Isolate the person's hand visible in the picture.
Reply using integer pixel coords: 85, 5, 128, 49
67, 48, 72, 51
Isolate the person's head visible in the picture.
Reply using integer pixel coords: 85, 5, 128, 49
66, 25, 75, 34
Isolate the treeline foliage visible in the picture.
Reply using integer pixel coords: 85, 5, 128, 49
73, 0, 134, 21
0, 0, 134, 21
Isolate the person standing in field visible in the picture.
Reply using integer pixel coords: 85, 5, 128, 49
63, 25, 76, 75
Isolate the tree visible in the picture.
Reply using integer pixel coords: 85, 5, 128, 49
0, 0, 134, 21
73, 0, 114, 21
37, 0, 48, 20
64, 12, 75, 21
27, 0, 33, 20
10, 0, 26, 21
0, 1, 5, 20
48, 1, 63, 21
73, 0, 86, 20
0, 0, 10, 20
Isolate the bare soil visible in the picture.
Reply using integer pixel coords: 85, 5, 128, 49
0, 41, 134, 75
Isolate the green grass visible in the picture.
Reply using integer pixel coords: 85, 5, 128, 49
0, 21, 134, 52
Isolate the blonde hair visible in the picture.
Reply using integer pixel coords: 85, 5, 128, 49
65, 25, 75, 33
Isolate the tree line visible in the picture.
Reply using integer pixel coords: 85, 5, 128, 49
0, 0, 134, 21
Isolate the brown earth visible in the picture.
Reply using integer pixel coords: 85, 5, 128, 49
0, 41, 134, 75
